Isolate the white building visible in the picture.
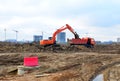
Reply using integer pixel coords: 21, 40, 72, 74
117, 38, 120, 43
57, 32, 66, 43
33, 35, 43, 42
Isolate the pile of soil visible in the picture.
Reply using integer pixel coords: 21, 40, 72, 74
0, 42, 120, 54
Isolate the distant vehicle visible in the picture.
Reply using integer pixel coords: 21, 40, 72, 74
40, 24, 95, 47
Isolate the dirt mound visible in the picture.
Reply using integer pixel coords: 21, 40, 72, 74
0, 42, 120, 54
93, 44, 120, 54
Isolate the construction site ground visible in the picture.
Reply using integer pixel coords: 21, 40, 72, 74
0, 42, 120, 81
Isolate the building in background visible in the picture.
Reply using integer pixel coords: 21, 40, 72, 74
33, 35, 43, 42
95, 41, 102, 45
57, 32, 66, 43
102, 41, 113, 44
117, 38, 120, 43
5, 39, 17, 43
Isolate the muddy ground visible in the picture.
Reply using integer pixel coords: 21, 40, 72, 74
0, 42, 120, 54
0, 42, 120, 81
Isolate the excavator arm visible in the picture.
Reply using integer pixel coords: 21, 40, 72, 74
66, 24, 79, 39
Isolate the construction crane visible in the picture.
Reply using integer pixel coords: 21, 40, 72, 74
40, 24, 95, 47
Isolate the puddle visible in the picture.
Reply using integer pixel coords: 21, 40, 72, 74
93, 74, 103, 81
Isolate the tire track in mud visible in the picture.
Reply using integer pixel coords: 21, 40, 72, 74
89, 60, 120, 81
40, 55, 119, 74
78, 55, 120, 81
42, 55, 120, 81
43, 55, 110, 73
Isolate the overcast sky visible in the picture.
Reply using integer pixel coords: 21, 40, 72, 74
0, 0, 120, 41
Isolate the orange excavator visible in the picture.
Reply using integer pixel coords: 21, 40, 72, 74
40, 24, 95, 47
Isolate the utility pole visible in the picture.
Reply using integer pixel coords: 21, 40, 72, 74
4, 29, 6, 41
13, 30, 18, 42
42, 31, 43, 39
